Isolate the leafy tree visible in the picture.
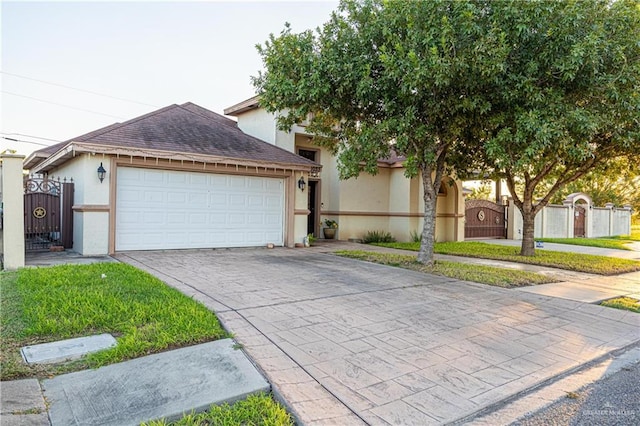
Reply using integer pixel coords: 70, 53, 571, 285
481, 0, 640, 255
253, 0, 504, 265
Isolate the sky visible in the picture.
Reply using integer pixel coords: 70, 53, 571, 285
0, 0, 339, 157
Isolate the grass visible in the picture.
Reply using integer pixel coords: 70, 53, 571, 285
335, 250, 555, 288
536, 231, 640, 250
600, 297, 640, 313
0, 263, 228, 381
143, 393, 293, 426
370, 241, 640, 275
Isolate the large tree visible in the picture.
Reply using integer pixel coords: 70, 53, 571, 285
481, 0, 640, 255
253, 0, 504, 265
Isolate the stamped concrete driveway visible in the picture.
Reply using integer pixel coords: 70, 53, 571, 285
117, 248, 640, 425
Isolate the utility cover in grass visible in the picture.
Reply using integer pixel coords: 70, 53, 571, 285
21, 333, 117, 365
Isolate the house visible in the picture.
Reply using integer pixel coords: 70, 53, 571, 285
24, 101, 464, 256
224, 96, 465, 244
24, 103, 319, 255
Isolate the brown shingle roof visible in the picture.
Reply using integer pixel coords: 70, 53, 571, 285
27, 103, 319, 171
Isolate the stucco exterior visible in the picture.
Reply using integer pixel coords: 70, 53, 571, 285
1, 154, 26, 269
44, 154, 111, 256
229, 104, 465, 243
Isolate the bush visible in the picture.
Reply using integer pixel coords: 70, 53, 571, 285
410, 230, 421, 243
363, 230, 396, 244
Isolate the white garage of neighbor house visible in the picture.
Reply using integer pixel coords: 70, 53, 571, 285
24, 103, 320, 255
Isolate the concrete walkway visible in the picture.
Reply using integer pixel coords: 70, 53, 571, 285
118, 246, 640, 425
1, 339, 269, 426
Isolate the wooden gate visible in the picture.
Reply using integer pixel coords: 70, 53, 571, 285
465, 199, 506, 239
24, 176, 74, 251
574, 205, 586, 237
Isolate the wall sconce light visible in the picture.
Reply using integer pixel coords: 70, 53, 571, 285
97, 162, 107, 183
298, 176, 306, 192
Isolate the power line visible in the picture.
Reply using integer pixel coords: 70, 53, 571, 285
1, 133, 62, 142
1, 136, 51, 147
1, 91, 127, 119
1, 71, 159, 108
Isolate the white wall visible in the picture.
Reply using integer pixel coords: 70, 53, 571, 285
509, 201, 632, 240
47, 153, 111, 255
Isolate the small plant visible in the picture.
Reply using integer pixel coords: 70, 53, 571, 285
363, 230, 396, 244
323, 219, 338, 229
307, 234, 316, 245
410, 230, 421, 243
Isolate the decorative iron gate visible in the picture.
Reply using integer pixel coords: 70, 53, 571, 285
465, 199, 506, 239
574, 205, 586, 237
24, 176, 74, 251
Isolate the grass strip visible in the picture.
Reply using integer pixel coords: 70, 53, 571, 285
536, 238, 633, 251
143, 392, 293, 425
335, 250, 555, 288
0, 263, 227, 381
600, 297, 640, 313
371, 241, 640, 275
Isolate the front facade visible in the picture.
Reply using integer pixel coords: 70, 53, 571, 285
225, 96, 465, 243
24, 103, 318, 255
24, 100, 463, 256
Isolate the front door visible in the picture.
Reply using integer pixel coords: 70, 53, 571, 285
308, 181, 318, 236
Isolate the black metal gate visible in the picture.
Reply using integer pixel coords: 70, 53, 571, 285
24, 176, 74, 251
465, 199, 506, 239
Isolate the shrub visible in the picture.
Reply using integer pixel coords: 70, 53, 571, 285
410, 230, 421, 243
363, 230, 396, 244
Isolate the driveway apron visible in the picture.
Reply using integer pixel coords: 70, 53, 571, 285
117, 248, 640, 425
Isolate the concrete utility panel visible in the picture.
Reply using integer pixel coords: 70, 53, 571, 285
42, 339, 270, 426
21, 333, 117, 365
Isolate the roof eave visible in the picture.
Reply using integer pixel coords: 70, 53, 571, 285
32, 142, 320, 174
224, 95, 260, 116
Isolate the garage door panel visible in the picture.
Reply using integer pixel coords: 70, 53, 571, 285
116, 167, 284, 250
142, 170, 165, 184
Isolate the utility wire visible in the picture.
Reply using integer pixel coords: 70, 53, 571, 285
1, 71, 159, 108
1, 133, 62, 142
1, 136, 51, 147
1, 91, 127, 119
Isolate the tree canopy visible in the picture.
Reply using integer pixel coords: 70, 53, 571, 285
480, 0, 640, 254
253, 0, 505, 264
254, 0, 640, 260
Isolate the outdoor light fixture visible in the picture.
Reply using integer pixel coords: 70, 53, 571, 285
298, 176, 306, 192
97, 162, 107, 183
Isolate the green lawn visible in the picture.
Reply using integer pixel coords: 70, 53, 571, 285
335, 250, 555, 288
600, 297, 640, 313
536, 236, 638, 251
143, 393, 293, 426
0, 263, 228, 381
370, 241, 640, 275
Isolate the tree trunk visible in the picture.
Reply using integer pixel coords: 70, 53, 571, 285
417, 167, 440, 266
520, 207, 536, 256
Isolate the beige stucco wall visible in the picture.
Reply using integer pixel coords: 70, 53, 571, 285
45, 153, 111, 255
1, 155, 26, 270
231, 109, 467, 243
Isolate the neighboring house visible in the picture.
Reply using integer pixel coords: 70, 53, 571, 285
224, 96, 465, 244
24, 103, 319, 255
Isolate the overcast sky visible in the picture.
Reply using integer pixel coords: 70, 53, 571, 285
1, 0, 339, 156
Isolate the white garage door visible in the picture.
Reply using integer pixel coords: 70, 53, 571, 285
116, 167, 284, 251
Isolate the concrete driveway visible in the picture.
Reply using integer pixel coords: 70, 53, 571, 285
117, 248, 639, 425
